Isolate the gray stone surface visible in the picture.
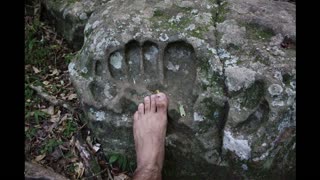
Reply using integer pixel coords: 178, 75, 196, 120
41, 0, 110, 50
68, 0, 296, 178
25, 161, 69, 180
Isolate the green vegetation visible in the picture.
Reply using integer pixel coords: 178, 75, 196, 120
41, 138, 63, 154
240, 81, 265, 109
108, 153, 136, 173
245, 23, 275, 42
63, 119, 78, 137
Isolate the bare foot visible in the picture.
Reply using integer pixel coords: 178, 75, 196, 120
133, 92, 168, 180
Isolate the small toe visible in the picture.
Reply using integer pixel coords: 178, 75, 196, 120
144, 96, 151, 113
156, 92, 168, 112
138, 103, 144, 115
150, 94, 156, 112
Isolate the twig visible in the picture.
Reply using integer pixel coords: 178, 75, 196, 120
82, 168, 109, 180
29, 84, 75, 113
75, 138, 103, 180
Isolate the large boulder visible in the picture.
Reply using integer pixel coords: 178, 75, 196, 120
41, 0, 110, 50
69, 0, 295, 178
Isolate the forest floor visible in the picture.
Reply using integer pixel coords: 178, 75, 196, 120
25, 1, 133, 179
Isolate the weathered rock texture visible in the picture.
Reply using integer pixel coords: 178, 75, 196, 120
41, 0, 110, 50
66, 0, 295, 179
25, 161, 69, 180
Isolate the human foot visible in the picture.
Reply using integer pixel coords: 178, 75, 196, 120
133, 92, 168, 178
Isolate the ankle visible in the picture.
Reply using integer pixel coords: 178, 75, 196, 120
134, 164, 162, 180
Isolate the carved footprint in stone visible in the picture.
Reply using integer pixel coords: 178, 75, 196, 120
89, 40, 196, 115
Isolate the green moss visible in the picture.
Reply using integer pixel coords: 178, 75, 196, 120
189, 25, 210, 38
198, 59, 224, 96
282, 73, 294, 87
240, 81, 265, 109
150, 3, 219, 40
151, 15, 187, 31
244, 23, 275, 42
208, 0, 228, 24
153, 9, 164, 17
216, 2, 228, 23
194, 97, 225, 133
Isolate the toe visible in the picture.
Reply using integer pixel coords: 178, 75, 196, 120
133, 111, 139, 134
134, 111, 139, 123
150, 94, 156, 112
156, 92, 168, 112
138, 103, 144, 115
144, 96, 151, 113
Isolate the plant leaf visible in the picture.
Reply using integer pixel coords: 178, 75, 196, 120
122, 157, 127, 170
35, 154, 46, 161
109, 154, 119, 164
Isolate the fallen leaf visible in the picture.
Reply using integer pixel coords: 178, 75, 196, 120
93, 143, 101, 153
34, 125, 41, 129
50, 110, 61, 123
51, 69, 59, 76
51, 148, 63, 161
67, 93, 77, 100
42, 106, 54, 115
32, 66, 40, 74
25, 65, 31, 70
35, 154, 46, 161
114, 173, 130, 180
70, 157, 78, 163
61, 114, 68, 121
86, 136, 93, 149
75, 162, 85, 179
43, 81, 50, 85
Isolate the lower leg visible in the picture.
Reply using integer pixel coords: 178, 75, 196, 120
132, 93, 169, 180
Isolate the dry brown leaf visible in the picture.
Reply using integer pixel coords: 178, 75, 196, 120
75, 162, 85, 179
25, 65, 31, 70
70, 157, 78, 163
114, 173, 131, 180
51, 69, 59, 76
61, 114, 68, 121
35, 154, 46, 162
67, 94, 77, 100
69, 136, 75, 145
32, 66, 40, 74
49, 110, 61, 123
34, 125, 41, 128
60, 93, 66, 100
43, 81, 50, 85
86, 136, 93, 149
42, 106, 54, 115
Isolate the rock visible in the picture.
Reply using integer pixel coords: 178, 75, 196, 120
67, 0, 295, 178
225, 66, 256, 93
25, 161, 69, 180
41, 0, 108, 50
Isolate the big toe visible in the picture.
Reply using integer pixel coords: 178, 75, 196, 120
156, 92, 168, 112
